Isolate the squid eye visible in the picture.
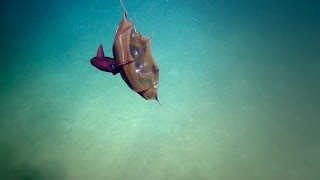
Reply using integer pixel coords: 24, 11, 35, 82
133, 49, 138, 56
130, 45, 140, 57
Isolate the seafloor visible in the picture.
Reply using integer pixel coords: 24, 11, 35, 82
0, 0, 319, 179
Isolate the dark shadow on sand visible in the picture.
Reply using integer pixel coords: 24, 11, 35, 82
0, 141, 66, 180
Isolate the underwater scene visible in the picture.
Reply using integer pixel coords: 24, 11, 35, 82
0, 0, 319, 179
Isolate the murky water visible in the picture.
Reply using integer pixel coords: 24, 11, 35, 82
1, 0, 319, 179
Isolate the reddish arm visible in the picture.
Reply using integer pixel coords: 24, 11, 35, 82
90, 44, 119, 75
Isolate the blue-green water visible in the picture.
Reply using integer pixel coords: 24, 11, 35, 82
1, 0, 319, 179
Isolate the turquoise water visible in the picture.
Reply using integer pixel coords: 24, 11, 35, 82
1, 0, 319, 179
